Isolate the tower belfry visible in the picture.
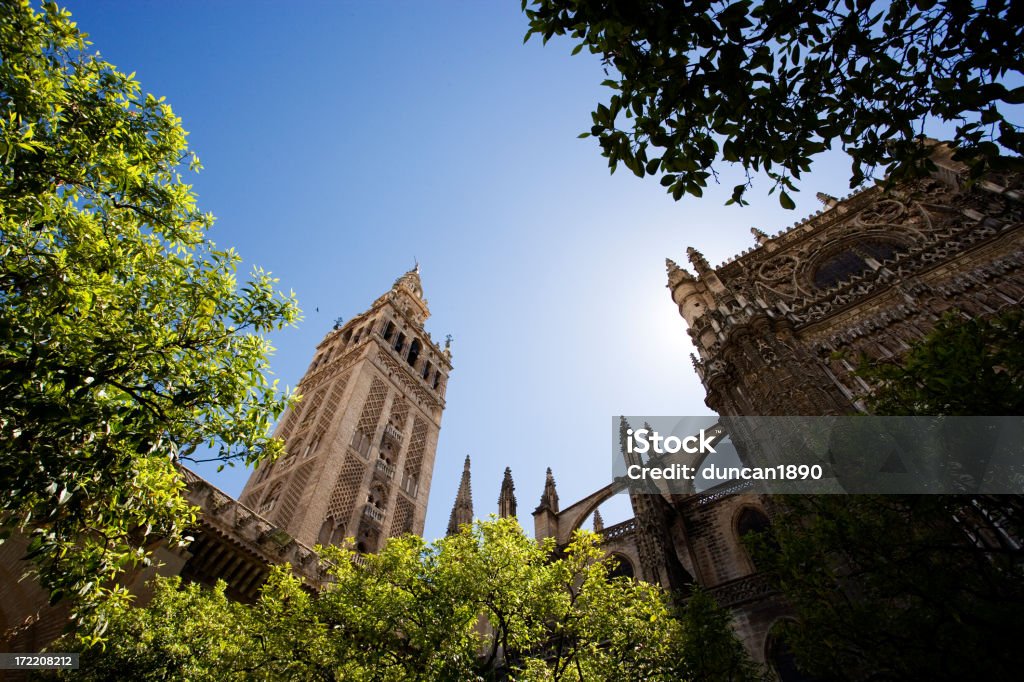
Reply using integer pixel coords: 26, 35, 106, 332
240, 266, 452, 553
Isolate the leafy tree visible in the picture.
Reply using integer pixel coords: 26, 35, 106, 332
313, 519, 690, 680
750, 309, 1024, 680
748, 494, 1024, 681
522, 0, 1024, 207
677, 587, 767, 682
60, 518, 764, 681
858, 308, 1024, 416
54, 570, 332, 682
0, 0, 299, 637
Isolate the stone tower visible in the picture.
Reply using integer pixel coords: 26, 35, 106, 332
446, 455, 474, 536
239, 266, 452, 553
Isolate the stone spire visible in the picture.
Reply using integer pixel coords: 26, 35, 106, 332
816, 192, 839, 208
750, 227, 770, 245
619, 416, 639, 467
666, 258, 695, 289
446, 455, 474, 536
537, 467, 559, 513
498, 467, 517, 519
686, 246, 712, 276
593, 509, 604, 533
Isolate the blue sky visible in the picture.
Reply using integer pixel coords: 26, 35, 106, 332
64, 1, 864, 540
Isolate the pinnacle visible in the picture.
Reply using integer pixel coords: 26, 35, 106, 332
686, 246, 711, 273
447, 455, 474, 536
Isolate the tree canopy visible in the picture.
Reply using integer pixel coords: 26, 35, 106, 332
0, 0, 299, 636
61, 519, 764, 681
857, 308, 1024, 416
523, 0, 1024, 207
747, 309, 1024, 680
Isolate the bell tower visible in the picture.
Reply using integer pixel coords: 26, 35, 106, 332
239, 266, 453, 553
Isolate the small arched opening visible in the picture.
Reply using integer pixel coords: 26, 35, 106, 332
407, 339, 421, 367
735, 506, 773, 570
607, 553, 635, 580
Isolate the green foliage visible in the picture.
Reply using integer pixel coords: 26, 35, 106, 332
748, 495, 1024, 681
0, 0, 299, 635
314, 518, 690, 680
749, 310, 1024, 679
62, 518, 764, 681
857, 308, 1024, 416
677, 587, 767, 682
522, 0, 1024, 207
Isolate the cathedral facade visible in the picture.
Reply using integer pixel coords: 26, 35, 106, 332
669, 144, 1023, 417
536, 143, 1023, 672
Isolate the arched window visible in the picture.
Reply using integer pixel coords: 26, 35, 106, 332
381, 320, 395, 342
812, 239, 907, 289
607, 554, 635, 580
255, 462, 272, 483
736, 506, 773, 570
303, 434, 321, 458
401, 470, 418, 497
393, 332, 406, 354
766, 623, 819, 682
407, 339, 421, 367
259, 482, 283, 515
318, 517, 346, 546
737, 507, 771, 538
367, 484, 386, 509
351, 429, 371, 457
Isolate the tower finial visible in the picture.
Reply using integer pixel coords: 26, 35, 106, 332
618, 416, 632, 455
498, 466, 517, 519
593, 508, 604, 533
666, 257, 695, 288
686, 246, 712, 275
447, 455, 474, 536
816, 192, 839, 208
750, 227, 770, 245
537, 467, 559, 513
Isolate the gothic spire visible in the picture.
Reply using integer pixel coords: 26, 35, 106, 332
816, 192, 839, 208
446, 455, 474, 536
619, 416, 641, 468
593, 509, 604, 533
666, 257, 695, 288
537, 467, 559, 513
686, 246, 712, 276
498, 466, 517, 519
750, 227, 770, 245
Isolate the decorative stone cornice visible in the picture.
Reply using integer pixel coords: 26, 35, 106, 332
180, 467, 328, 587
